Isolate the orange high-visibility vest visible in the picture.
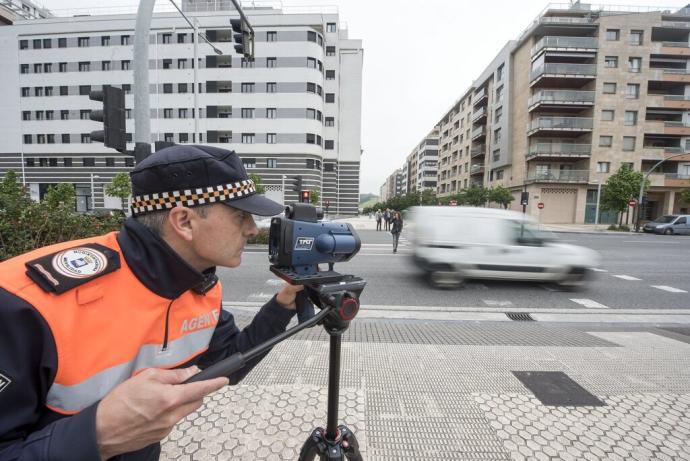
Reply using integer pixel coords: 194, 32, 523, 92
0, 232, 221, 415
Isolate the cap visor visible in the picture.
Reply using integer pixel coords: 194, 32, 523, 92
223, 193, 284, 216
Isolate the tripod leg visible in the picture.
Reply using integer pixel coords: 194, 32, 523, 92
339, 425, 363, 461
297, 427, 327, 461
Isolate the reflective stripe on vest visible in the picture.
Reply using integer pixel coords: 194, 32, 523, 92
0, 232, 222, 415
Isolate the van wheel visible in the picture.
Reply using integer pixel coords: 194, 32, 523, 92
427, 266, 462, 289
664, 228, 673, 235
557, 268, 588, 291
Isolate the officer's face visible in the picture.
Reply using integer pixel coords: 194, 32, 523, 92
194, 204, 258, 268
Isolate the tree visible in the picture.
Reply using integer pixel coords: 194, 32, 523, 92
464, 185, 488, 207
679, 188, 690, 205
310, 186, 321, 205
488, 186, 514, 209
601, 165, 648, 226
249, 173, 265, 194
105, 172, 132, 211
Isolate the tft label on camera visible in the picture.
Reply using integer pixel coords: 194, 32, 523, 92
295, 237, 314, 250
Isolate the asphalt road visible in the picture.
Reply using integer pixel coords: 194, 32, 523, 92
217, 230, 690, 311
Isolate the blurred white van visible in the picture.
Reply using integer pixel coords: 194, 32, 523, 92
406, 206, 600, 288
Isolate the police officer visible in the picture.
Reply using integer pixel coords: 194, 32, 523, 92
0, 145, 311, 460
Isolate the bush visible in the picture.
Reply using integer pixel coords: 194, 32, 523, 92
607, 224, 631, 232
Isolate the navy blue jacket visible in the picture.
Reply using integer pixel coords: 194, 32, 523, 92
0, 218, 296, 460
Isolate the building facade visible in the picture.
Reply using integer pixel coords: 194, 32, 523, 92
0, 4, 363, 214
379, 167, 403, 202
400, 128, 439, 195
436, 3, 690, 223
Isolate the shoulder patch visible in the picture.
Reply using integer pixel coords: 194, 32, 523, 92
0, 371, 11, 394
25, 243, 121, 294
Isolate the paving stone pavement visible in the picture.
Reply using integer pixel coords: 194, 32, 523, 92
161, 320, 690, 460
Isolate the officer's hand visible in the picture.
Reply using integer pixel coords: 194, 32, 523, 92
275, 283, 304, 310
95, 366, 228, 460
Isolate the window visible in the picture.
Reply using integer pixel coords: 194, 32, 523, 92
81, 134, 91, 144
307, 82, 316, 93
325, 93, 335, 103
35, 111, 45, 121
20, 64, 29, 74
60, 110, 69, 120
307, 108, 316, 120
23, 135, 32, 144
162, 33, 171, 44
326, 46, 336, 56
605, 56, 618, 68
266, 82, 277, 93
241, 133, 255, 144
101, 35, 110, 46
493, 128, 501, 144
123, 84, 131, 95
623, 136, 636, 151
495, 85, 503, 103
106, 157, 115, 167
33, 39, 41, 49
266, 133, 277, 144
178, 83, 188, 93
22, 111, 31, 121
599, 135, 613, 147
121, 60, 130, 70
79, 85, 91, 96
241, 58, 254, 68
121, 35, 130, 46
125, 158, 135, 167
35, 87, 43, 97
62, 134, 70, 144
266, 158, 278, 168
78, 37, 89, 47
630, 30, 643, 46
83, 157, 95, 166
624, 111, 638, 126
46, 110, 54, 120
33, 63, 42, 74
25, 158, 35, 166
241, 108, 254, 119
601, 110, 614, 121
163, 84, 173, 94
495, 169, 504, 180
603, 82, 617, 94
326, 22, 336, 33
628, 57, 641, 73
37, 134, 46, 144
324, 163, 334, 172
325, 116, 334, 127
626, 83, 640, 99
163, 108, 173, 119
326, 69, 335, 80
177, 33, 186, 43
102, 61, 111, 71
307, 57, 317, 69
43, 38, 51, 49
266, 108, 277, 119
606, 29, 619, 41
21, 87, 30, 97
242, 158, 256, 169
163, 59, 172, 69
266, 31, 278, 42
177, 59, 187, 69
164, 133, 174, 143
125, 109, 132, 119
44, 63, 52, 73
79, 62, 90, 72
58, 38, 66, 48
496, 64, 504, 82
64, 157, 72, 166
179, 133, 189, 143
597, 162, 611, 173
307, 31, 317, 43
266, 57, 277, 68
306, 133, 316, 144
494, 106, 503, 124
325, 140, 334, 150
20, 40, 28, 50
59, 62, 67, 72
241, 83, 255, 93
179, 108, 188, 118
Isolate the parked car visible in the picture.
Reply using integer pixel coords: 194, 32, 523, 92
643, 215, 690, 235
407, 206, 601, 289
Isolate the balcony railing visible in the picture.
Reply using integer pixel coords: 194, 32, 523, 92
662, 68, 690, 75
528, 90, 595, 107
664, 95, 690, 101
529, 117, 594, 131
531, 36, 598, 55
470, 165, 485, 175
472, 107, 487, 121
531, 63, 596, 81
662, 41, 690, 47
664, 121, 690, 128
471, 145, 486, 158
665, 173, 690, 180
539, 17, 595, 26
526, 170, 590, 183
471, 126, 486, 139
527, 142, 592, 159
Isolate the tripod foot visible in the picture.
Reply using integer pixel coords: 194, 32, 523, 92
298, 425, 363, 461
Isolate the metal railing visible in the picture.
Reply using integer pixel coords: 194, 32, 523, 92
528, 142, 591, 157
526, 169, 589, 183
471, 126, 486, 138
471, 145, 486, 157
529, 117, 594, 131
531, 36, 598, 55
529, 90, 595, 106
665, 173, 690, 180
470, 165, 485, 174
662, 68, 690, 74
531, 63, 596, 81
474, 88, 487, 100
661, 41, 690, 47
663, 121, 690, 128
663, 95, 690, 101
472, 107, 487, 121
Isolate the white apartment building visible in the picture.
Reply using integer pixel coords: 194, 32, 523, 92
401, 128, 439, 195
0, 3, 363, 214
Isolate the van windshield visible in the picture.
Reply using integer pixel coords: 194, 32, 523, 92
652, 215, 678, 224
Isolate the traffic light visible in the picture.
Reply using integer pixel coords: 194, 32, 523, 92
230, 18, 254, 61
89, 85, 126, 153
520, 191, 529, 206
300, 190, 311, 203
292, 175, 303, 193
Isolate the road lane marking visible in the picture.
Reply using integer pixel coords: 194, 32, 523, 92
248, 292, 273, 300
265, 279, 284, 286
651, 285, 688, 293
613, 275, 642, 281
570, 298, 610, 309
591, 268, 608, 272
623, 240, 688, 244
482, 299, 513, 307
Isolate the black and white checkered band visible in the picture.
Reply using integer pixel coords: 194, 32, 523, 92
130, 179, 256, 216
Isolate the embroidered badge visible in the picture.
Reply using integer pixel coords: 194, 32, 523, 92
51, 247, 108, 279
0, 371, 12, 394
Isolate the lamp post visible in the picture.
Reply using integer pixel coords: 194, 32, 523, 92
635, 151, 689, 232
594, 179, 602, 227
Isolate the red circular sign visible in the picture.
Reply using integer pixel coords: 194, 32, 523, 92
537, 202, 544, 209
628, 199, 636, 207
449, 200, 458, 206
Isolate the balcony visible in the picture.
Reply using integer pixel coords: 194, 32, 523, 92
657, 41, 690, 56
648, 94, 690, 109
526, 169, 589, 184
647, 172, 690, 187
528, 90, 595, 111
651, 68, 690, 83
531, 36, 598, 56
530, 63, 596, 86
473, 88, 488, 107
470, 165, 485, 176
645, 120, 690, 136
528, 116, 593, 136
471, 145, 486, 158
527, 142, 591, 160
472, 107, 487, 122
471, 126, 486, 140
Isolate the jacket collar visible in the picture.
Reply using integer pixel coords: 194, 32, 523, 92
116, 217, 212, 299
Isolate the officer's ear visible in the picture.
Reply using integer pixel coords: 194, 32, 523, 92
167, 206, 196, 242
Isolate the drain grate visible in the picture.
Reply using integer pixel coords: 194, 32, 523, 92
506, 312, 535, 321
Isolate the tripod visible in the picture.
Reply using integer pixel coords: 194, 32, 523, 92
185, 274, 366, 461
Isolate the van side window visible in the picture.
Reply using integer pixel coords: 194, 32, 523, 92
509, 221, 542, 246
676, 217, 686, 224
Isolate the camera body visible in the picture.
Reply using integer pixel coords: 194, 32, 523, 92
269, 203, 361, 283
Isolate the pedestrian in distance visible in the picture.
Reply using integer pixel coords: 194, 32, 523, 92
383, 208, 391, 231
0, 145, 314, 461
390, 211, 403, 253
375, 209, 382, 231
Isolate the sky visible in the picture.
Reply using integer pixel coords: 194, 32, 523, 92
39, 0, 687, 195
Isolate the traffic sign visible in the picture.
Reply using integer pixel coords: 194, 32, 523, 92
449, 200, 458, 206
325, 200, 330, 208
628, 199, 637, 207
537, 202, 544, 210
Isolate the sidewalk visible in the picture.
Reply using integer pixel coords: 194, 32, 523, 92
161, 313, 690, 460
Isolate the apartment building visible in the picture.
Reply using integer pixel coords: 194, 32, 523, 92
436, 3, 690, 224
0, 0, 51, 24
0, 3, 363, 214
379, 167, 404, 202
398, 128, 439, 195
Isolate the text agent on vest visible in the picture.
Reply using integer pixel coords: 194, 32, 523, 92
0, 145, 314, 461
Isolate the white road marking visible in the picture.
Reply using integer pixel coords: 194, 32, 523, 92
623, 240, 687, 244
591, 268, 608, 272
248, 292, 273, 300
265, 279, 284, 286
613, 275, 642, 281
651, 285, 688, 293
482, 299, 513, 307
570, 298, 610, 309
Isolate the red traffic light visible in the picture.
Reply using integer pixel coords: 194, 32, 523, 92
300, 190, 311, 203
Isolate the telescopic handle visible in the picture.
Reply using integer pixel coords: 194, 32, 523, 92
184, 353, 245, 383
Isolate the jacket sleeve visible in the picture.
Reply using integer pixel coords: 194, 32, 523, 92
0, 288, 101, 461
195, 295, 296, 384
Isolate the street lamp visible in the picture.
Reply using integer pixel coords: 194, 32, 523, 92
594, 179, 602, 227
635, 151, 689, 232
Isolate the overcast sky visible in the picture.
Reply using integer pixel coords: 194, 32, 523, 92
40, 0, 686, 195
